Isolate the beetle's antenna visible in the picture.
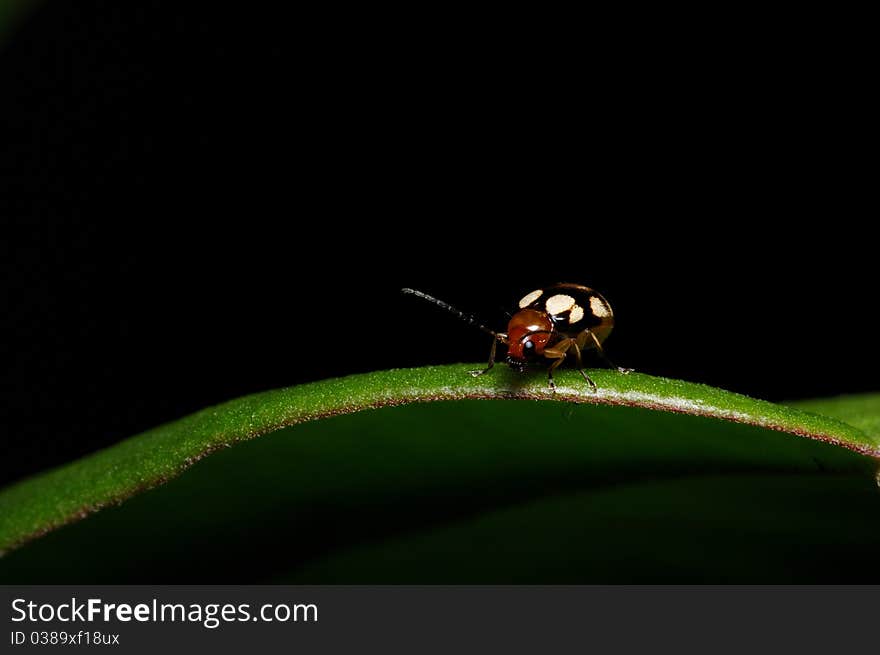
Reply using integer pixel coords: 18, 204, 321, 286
401, 288, 501, 339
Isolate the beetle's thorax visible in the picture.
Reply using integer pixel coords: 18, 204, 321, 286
506, 309, 554, 369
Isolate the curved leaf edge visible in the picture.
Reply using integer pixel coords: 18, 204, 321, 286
1, 364, 877, 555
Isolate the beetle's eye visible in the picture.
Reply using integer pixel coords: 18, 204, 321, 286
523, 339, 535, 354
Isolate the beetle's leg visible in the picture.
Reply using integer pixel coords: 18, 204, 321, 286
579, 329, 633, 374
470, 337, 499, 377
543, 338, 573, 391
568, 339, 598, 391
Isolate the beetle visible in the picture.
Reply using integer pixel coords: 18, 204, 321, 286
402, 283, 631, 391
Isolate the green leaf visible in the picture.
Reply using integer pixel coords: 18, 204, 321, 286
791, 393, 880, 442
1, 366, 879, 583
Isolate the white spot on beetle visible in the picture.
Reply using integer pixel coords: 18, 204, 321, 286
569, 304, 585, 324
590, 296, 610, 317
518, 289, 543, 308
545, 294, 576, 315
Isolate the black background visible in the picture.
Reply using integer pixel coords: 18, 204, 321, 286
1, 4, 875, 488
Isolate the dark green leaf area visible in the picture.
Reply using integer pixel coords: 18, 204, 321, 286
2, 400, 877, 583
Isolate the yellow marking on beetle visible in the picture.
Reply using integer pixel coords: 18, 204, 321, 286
545, 294, 576, 315
590, 296, 610, 317
569, 304, 585, 323
518, 289, 543, 308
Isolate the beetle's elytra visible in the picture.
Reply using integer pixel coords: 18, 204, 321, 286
402, 284, 632, 391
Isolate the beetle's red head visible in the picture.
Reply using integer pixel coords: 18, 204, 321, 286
505, 309, 553, 371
